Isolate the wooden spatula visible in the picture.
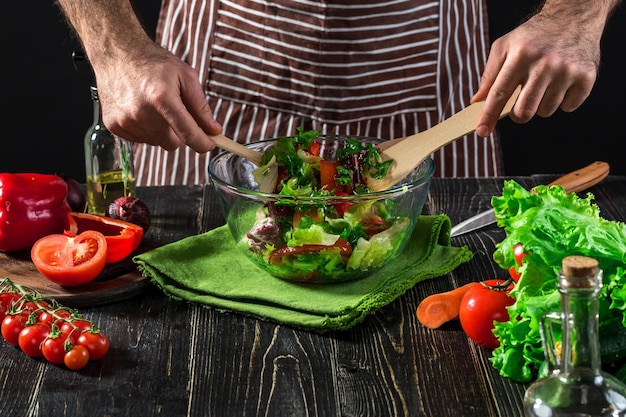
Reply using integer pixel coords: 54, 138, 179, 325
367, 86, 522, 192
211, 134, 264, 166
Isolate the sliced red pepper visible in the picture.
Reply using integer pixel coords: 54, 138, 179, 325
0, 173, 71, 252
268, 238, 352, 265
66, 212, 144, 264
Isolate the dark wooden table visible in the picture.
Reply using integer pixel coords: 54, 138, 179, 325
1, 175, 625, 417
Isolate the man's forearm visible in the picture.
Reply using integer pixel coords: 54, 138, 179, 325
55, 0, 153, 69
536, 0, 621, 35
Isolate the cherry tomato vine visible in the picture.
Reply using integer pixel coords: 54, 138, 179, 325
0, 278, 109, 370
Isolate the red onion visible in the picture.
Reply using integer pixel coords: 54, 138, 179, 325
58, 173, 87, 212
106, 196, 151, 232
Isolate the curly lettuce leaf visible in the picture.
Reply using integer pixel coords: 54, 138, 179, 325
346, 218, 409, 270
488, 180, 626, 382
288, 224, 341, 246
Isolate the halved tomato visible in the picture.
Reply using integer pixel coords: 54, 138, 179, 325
31, 231, 108, 286
66, 212, 144, 263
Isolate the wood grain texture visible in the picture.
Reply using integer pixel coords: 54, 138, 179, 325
0, 185, 210, 308
0, 244, 152, 307
0, 176, 623, 417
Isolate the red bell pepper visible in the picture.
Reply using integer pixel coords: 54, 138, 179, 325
0, 173, 71, 252
66, 212, 144, 263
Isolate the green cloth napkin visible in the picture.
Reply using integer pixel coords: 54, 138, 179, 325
134, 214, 473, 332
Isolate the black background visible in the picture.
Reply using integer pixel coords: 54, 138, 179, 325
1, 1, 624, 183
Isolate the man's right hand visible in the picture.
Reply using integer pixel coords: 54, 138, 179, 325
56, 0, 222, 153
93, 42, 223, 153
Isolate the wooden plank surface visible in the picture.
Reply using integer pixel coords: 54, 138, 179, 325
0, 185, 209, 307
0, 245, 151, 307
0, 177, 623, 417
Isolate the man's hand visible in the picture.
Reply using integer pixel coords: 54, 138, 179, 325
94, 43, 223, 153
56, 0, 222, 152
473, 0, 620, 137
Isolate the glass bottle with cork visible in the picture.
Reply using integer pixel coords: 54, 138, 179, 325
523, 255, 626, 416
84, 85, 136, 215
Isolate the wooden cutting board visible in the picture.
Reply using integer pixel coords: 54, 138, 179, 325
0, 242, 156, 308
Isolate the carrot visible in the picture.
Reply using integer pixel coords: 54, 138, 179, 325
416, 282, 479, 329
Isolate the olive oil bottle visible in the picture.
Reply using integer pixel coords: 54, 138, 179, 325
523, 256, 626, 416
84, 85, 136, 215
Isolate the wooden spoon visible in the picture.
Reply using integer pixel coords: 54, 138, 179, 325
211, 132, 396, 167
367, 86, 522, 192
211, 134, 264, 166
212, 86, 519, 183
210, 132, 401, 166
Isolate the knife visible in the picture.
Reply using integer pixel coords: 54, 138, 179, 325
449, 161, 610, 237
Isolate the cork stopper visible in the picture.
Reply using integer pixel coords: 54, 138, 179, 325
560, 256, 600, 289
562, 256, 599, 277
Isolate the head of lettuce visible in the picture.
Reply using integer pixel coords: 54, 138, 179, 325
488, 180, 626, 383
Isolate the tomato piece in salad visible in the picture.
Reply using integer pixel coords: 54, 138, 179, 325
247, 130, 404, 282
268, 238, 352, 266
305, 140, 321, 156
319, 160, 344, 193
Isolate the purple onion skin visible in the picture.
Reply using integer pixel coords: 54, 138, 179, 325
106, 196, 151, 232
58, 173, 87, 212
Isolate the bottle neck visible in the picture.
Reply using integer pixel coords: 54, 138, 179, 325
559, 275, 602, 376
89, 86, 103, 127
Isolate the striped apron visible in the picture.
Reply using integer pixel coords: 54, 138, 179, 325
134, 0, 500, 186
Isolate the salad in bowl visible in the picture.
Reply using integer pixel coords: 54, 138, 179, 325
208, 129, 434, 283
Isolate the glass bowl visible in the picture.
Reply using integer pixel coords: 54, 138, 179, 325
208, 135, 435, 284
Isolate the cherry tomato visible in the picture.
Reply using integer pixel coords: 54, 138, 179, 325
31, 230, 108, 286
0, 292, 20, 321
459, 279, 515, 350
18, 322, 51, 357
19, 299, 50, 322
42, 334, 72, 364
66, 212, 144, 264
77, 331, 110, 361
37, 310, 56, 326
513, 243, 528, 266
60, 319, 93, 342
0, 292, 20, 310
1, 312, 29, 346
53, 309, 74, 320
508, 265, 522, 283
19, 300, 39, 312
40, 309, 74, 328
64, 345, 90, 371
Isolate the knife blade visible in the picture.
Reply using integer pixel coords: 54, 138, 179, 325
449, 161, 610, 238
